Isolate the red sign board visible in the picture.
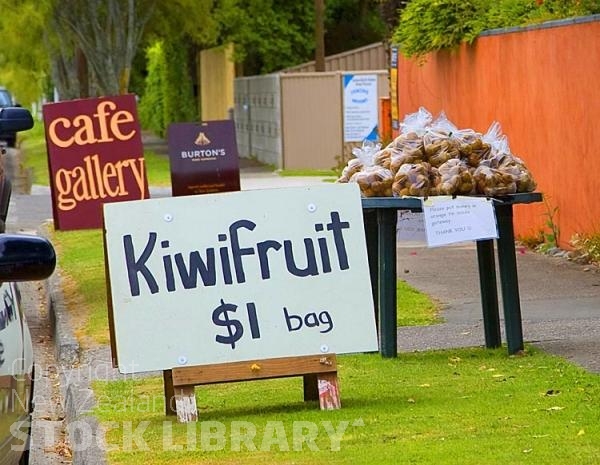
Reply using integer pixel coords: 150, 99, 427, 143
168, 120, 240, 196
43, 95, 149, 230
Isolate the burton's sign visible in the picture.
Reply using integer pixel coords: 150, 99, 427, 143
43, 95, 149, 230
103, 184, 378, 373
168, 120, 240, 196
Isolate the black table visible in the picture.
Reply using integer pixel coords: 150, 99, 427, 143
362, 193, 543, 357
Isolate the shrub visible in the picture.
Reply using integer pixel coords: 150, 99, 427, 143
139, 41, 166, 136
139, 39, 197, 137
393, 0, 600, 59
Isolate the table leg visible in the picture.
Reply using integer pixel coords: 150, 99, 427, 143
476, 240, 501, 348
377, 209, 398, 358
495, 203, 525, 354
363, 210, 379, 329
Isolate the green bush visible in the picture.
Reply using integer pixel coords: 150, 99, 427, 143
393, 0, 600, 59
139, 39, 197, 137
139, 41, 165, 136
162, 40, 197, 129
393, 0, 488, 59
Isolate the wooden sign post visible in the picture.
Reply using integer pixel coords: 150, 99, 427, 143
103, 184, 378, 422
163, 354, 340, 423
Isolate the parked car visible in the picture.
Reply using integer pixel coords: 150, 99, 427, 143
0, 106, 56, 464
0, 88, 19, 148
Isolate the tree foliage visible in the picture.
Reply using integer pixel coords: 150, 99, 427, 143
211, 0, 316, 75
138, 42, 165, 136
0, 0, 215, 104
145, 0, 218, 45
53, 0, 158, 96
376, 0, 409, 37
393, 0, 600, 59
324, 0, 386, 55
207, 0, 389, 75
1, 0, 393, 106
138, 39, 197, 137
0, 1, 51, 104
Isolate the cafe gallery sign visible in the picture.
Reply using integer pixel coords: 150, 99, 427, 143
103, 184, 378, 373
44, 95, 149, 230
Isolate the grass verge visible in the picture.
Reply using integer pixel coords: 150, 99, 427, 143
49, 228, 108, 346
18, 122, 50, 185
93, 347, 600, 465
397, 279, 441, 326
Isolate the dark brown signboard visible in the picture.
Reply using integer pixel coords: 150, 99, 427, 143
168, 120, 240, 196
43, 94, 149, 230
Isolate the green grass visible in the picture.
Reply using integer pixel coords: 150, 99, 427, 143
143, 150, 172, 187
19, 121, 50, 185
571, 232, 600, 267
49, 228, 109, 346
92, 347, 600, 465
397, 280, 441, 326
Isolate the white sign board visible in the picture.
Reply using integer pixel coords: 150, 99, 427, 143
397, 210, 427, 243
422, 196, 498, 248
343, 74, 379, 142
104, 184, 378, 373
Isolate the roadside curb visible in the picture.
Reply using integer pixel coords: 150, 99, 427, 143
47, 271, 81, 367
36, 223, 80, 367
45, 268, 108, 464
38, 219, 107, 463
61, 379, 107, 465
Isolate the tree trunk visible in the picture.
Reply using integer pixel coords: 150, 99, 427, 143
76, 48, 89, 98
314, 0, 325, 71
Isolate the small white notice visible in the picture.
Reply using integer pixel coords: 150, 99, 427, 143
422, 196, 498, 247
396, 210, 426, 243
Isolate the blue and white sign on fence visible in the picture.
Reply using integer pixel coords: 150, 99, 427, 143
343, 74, 378, 143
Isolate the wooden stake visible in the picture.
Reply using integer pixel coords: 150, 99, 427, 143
175, 385, 198, 423
303, 374, 319, 401
163, 370, 176, 416
318, 372, 341, 410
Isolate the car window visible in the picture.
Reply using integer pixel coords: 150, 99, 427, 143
0, 90, 12, 107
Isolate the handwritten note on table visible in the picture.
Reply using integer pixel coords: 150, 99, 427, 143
422, 196, 498, 247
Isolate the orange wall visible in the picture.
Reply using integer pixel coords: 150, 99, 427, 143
397, 18, 600, 248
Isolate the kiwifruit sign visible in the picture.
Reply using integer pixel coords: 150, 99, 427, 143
103, 184, 378, 373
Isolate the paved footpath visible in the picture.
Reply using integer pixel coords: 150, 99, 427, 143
395, 242, 600, 373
